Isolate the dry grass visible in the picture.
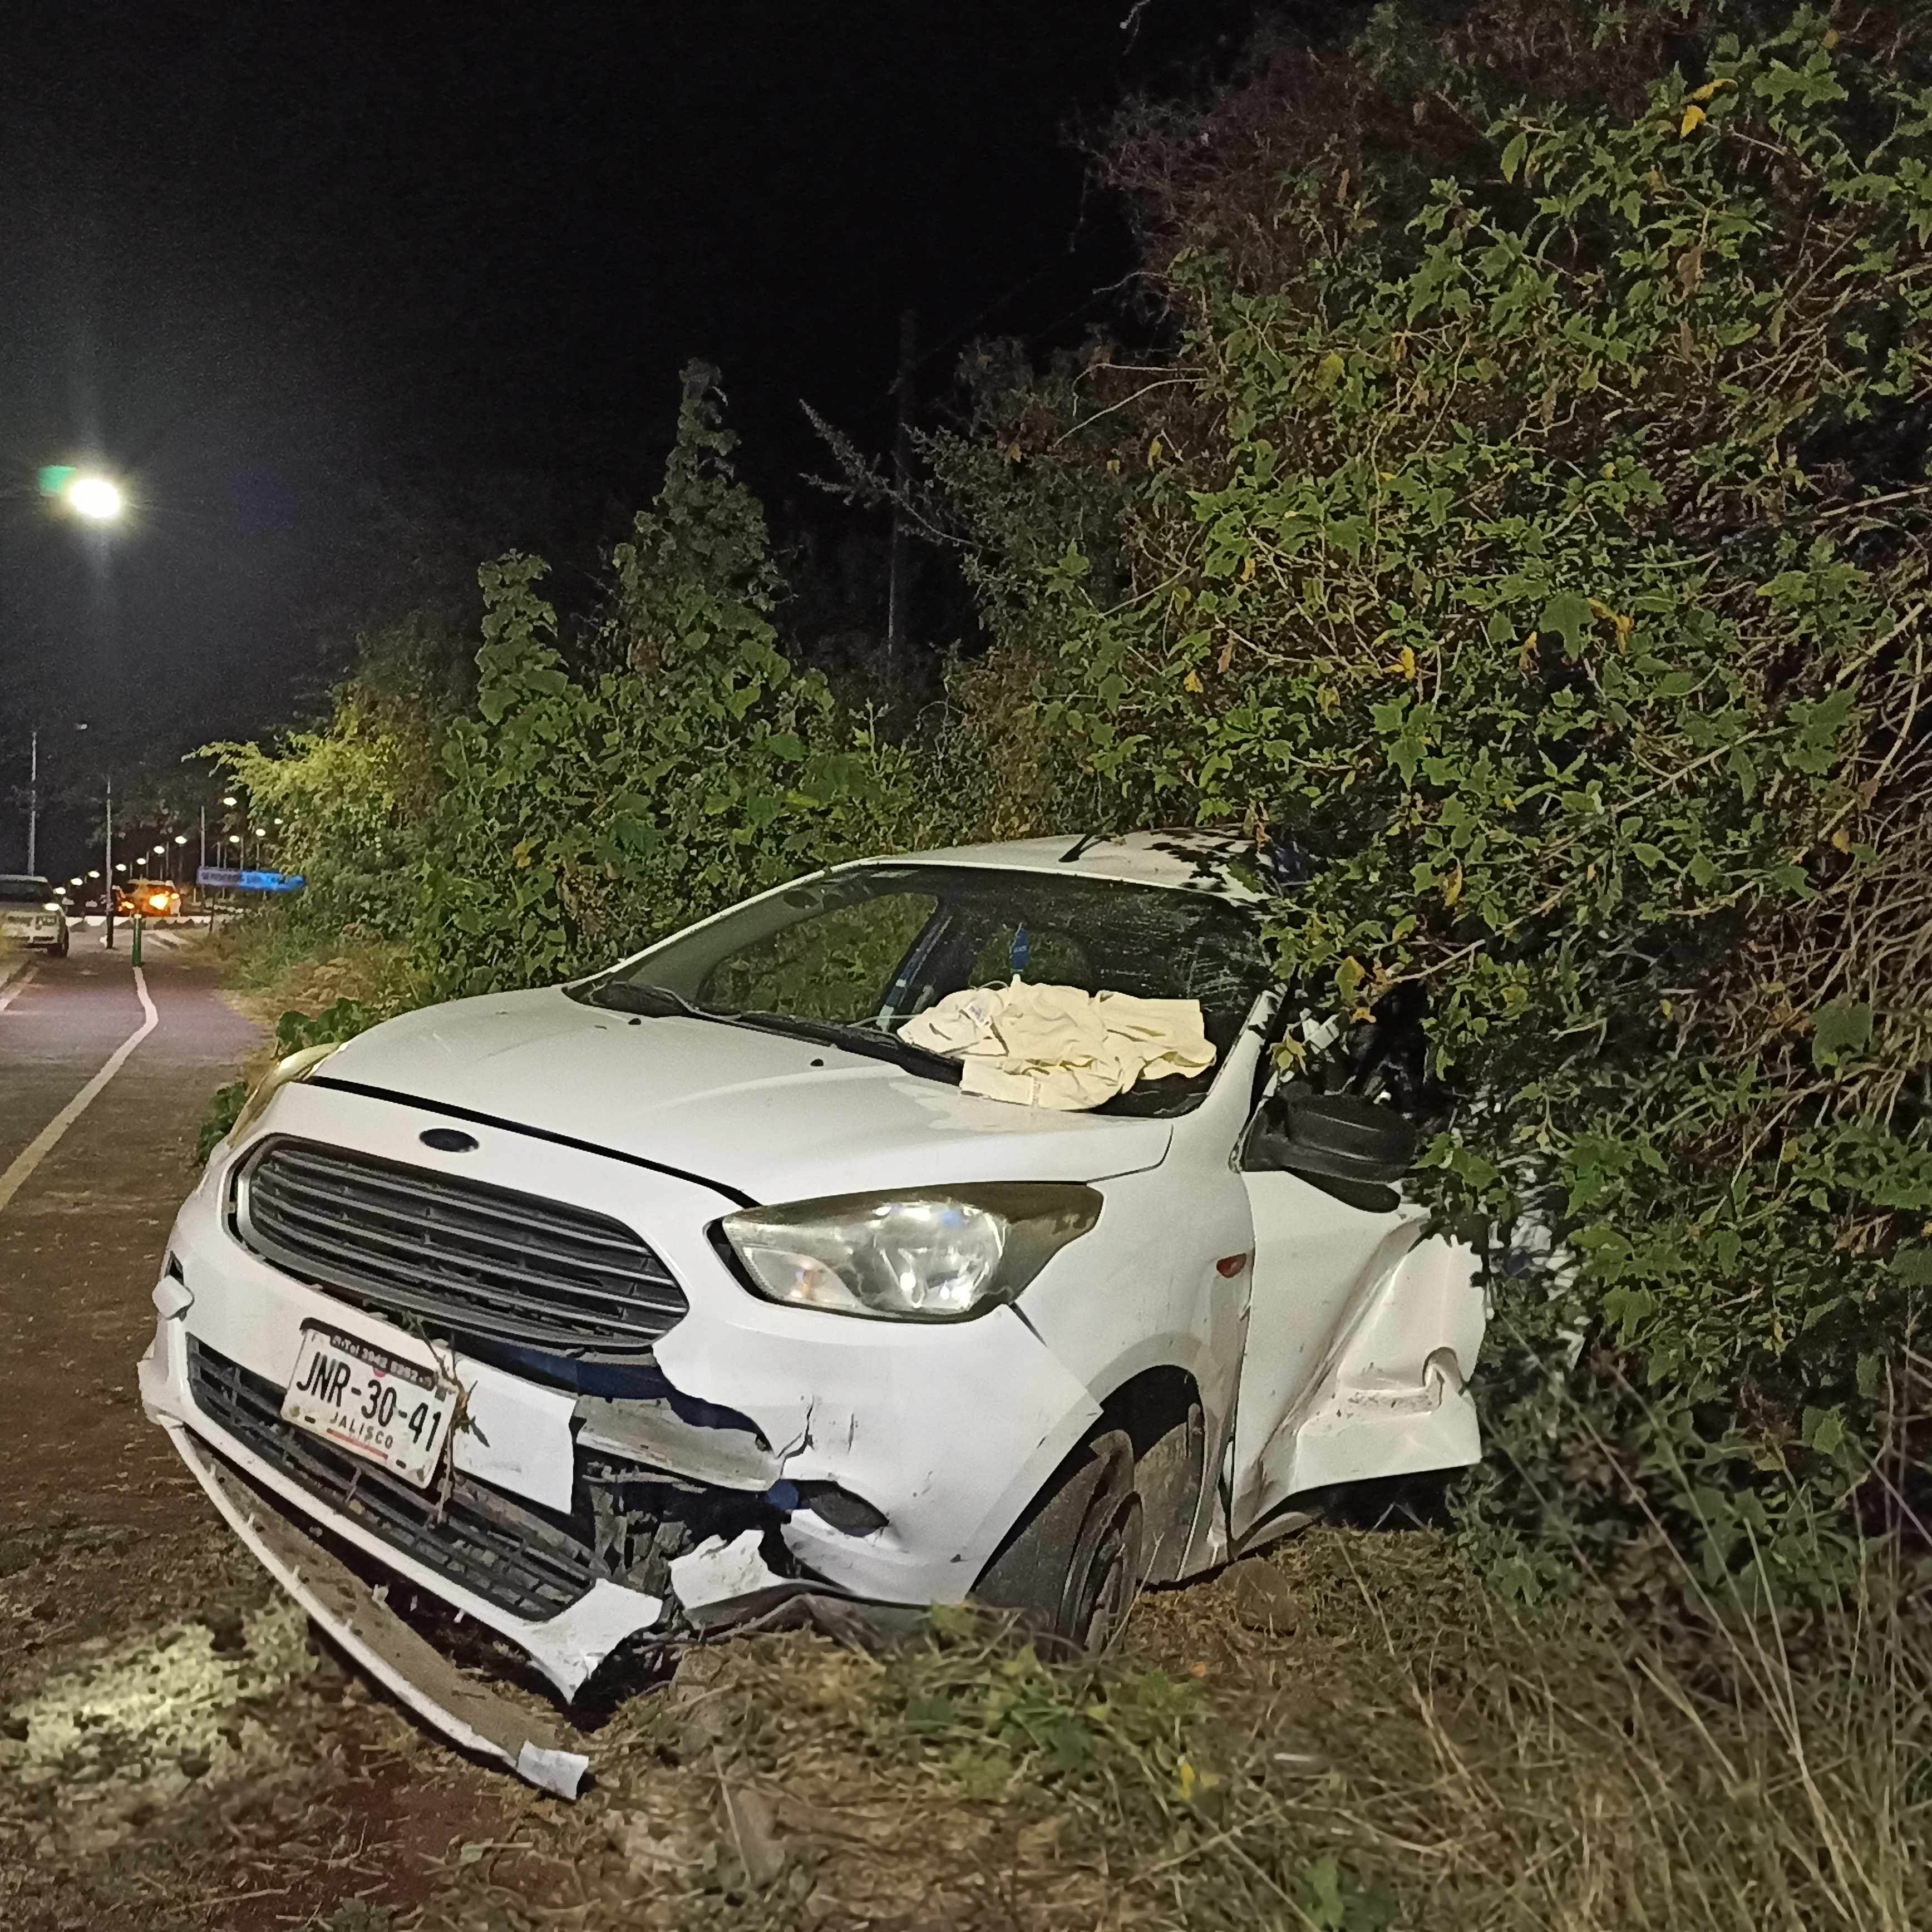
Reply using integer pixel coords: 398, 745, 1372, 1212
403, 1527, 1930, 1932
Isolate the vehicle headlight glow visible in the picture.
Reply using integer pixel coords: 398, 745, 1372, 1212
226, 1041, 346, 1146
719, 1184, 1103, 1322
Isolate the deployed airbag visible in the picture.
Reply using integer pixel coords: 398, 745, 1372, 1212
901, 978, 1214, 1111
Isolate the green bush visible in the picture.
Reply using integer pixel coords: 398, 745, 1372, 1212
911, 0, 1932, 1585
420, 362, 919, 996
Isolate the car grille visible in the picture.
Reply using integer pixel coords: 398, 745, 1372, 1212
234, 1136, 687, 1358
187, 1338, 598, 1621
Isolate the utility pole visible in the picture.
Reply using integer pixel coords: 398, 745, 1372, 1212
103, 775, 115, 950
25, 728, 37, 874
885, 306, 918, 711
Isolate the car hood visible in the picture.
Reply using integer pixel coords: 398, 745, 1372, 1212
319, 987, 1172, 1205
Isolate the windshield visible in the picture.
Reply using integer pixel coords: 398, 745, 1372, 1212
573, 863, 1273, 1116
0, 878, 53, 905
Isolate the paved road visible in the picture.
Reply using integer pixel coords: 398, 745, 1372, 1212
0, 938, 259, 1527
0, 942, 527, 1932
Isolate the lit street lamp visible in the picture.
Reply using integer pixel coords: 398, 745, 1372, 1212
67, 475, 122, 520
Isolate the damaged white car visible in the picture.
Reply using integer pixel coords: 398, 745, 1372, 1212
140, 831, 1486, 1796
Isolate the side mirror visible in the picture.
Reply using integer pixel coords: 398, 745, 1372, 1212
1246, 1088, 1417, 1185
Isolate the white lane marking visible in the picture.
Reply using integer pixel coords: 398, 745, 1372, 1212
0, 966, 40, 1014
0, 967, 158, 1216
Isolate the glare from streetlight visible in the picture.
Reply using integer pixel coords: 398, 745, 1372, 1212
66, 475, 123, 520
221, 795, 236, 806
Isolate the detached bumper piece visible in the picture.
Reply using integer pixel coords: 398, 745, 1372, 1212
188, 1338, 599, 1621
172, 1428, 591, 1798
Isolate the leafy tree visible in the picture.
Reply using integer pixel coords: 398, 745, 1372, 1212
200, 612, 468, 937
422, 362, 913, 995
920, 0, 1932, 1586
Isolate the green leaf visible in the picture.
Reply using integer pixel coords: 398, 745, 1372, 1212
1538, 593, 1593, 653
1801, 1407, 1846, 1456
1811, 998, 1872, 1066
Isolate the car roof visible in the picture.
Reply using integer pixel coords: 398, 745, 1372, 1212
852, 830, 1263, 904
0, 874, 51, 886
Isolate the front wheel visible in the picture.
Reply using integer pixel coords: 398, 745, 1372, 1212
973, 1428, 1143, 1658
51, 929, 69, 958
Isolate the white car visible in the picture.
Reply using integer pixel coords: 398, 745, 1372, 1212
0, 874, 70, 955
140, 832, 1485, 1795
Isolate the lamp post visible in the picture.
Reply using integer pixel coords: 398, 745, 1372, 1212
103, 775, 115, 950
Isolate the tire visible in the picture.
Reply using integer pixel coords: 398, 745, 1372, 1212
52, 929, 68, 958
973, 1428, 1144, 1658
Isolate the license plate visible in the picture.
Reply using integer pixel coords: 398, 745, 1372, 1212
280, 1321, 456, 1489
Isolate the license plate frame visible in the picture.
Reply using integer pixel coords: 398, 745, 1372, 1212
279, 1320, 457, 1489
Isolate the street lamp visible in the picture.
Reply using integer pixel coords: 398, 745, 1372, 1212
66, 475, 122, 520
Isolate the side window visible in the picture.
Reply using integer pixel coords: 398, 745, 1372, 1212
697, 894, 936, 1024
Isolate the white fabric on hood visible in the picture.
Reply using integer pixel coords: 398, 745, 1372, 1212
899, 978, 1215, 1111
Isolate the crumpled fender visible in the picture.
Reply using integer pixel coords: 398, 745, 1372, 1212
654, 1302, 1104, 1603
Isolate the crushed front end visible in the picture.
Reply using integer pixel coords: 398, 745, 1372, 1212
139, 1077, 1102, 1793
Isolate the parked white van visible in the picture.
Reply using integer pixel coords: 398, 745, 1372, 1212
0, 875, 69, 956
141, 831, 1485, 1794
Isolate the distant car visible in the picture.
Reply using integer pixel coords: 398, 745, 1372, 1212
117, 879, 183, 919
0, 874, 69, 955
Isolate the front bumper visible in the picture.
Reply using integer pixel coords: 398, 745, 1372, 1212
144, 1079, 1105, 1717
0, 914, 61, 944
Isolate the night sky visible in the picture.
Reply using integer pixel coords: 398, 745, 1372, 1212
0, 1, 1269, 876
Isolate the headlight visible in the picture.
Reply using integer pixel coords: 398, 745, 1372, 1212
227, 1041, 344, 1145
718, 1184, 1103, 1322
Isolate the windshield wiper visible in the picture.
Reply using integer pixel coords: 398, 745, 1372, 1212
726, 1011, 963, 1083
571, 979, 962, 1083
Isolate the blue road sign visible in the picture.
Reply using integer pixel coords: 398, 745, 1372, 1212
196, 866, 304, 892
